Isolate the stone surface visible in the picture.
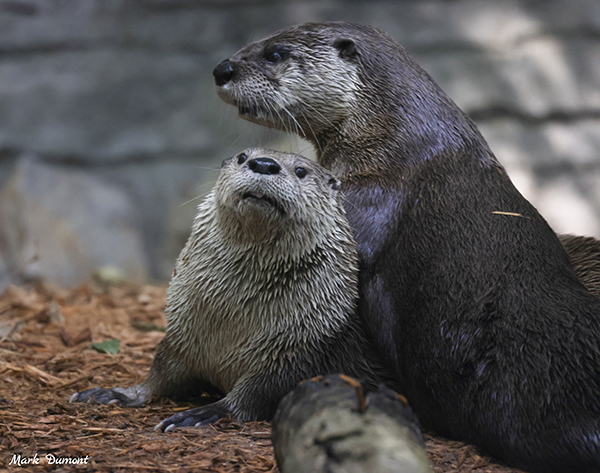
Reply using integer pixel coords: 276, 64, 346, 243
0, 155, 148, 288
0, 0, 598, 290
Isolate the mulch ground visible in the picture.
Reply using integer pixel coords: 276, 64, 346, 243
0, 282, 524, 472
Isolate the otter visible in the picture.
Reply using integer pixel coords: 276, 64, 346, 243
70, 148, 392, 430
214, 22, 600, 473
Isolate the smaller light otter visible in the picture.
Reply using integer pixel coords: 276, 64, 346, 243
70, 148, 391, 430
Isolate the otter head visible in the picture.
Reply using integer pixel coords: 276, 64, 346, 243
213, 23, 371, 145
215, 148, 344, 244
214, 22, 487, 175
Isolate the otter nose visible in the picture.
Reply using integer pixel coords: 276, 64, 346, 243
248, 157, 281, 175
213, 59, 234, 86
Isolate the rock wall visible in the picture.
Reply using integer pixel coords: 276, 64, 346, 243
0, 0, 599, 290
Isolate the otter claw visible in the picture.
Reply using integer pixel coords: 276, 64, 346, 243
154, 421, 176, 432
154, 404, 229, 432
68, 386, 149, 407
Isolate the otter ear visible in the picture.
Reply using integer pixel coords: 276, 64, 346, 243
328, 177, 342, 191
333, 38, 357, 60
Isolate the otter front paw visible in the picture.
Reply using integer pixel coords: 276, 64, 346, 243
155, 403, 230, 432
69, 386, 148, 407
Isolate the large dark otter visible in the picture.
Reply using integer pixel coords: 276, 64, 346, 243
214, 22, 600, 473
70, 148, 392, 430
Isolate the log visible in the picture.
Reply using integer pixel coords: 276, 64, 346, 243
272, 374, 432, 473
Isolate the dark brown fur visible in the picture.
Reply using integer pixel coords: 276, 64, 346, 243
215, 22, 600, 473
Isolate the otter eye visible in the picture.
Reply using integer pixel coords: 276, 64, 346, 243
266, 51, 281, 63
295, 167, 307, 179
264, 45, 288, 64
237, 153, 248, 165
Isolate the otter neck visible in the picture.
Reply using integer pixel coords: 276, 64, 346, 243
216, 205, 326, 261
314, 130, 395, 179
218, 208, 283, 246
313, 91, 493, 180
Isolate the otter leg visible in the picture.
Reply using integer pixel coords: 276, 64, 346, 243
69, 382, 152, 407
69, 335, 210, 407
154, 398, 231, 431
155, 370, 288, 431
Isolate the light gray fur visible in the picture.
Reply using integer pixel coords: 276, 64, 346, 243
215, 23, 385, 178
71, 148, 389, 427
160, 148, 359, 414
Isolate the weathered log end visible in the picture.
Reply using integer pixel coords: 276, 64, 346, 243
272, 374, 432, 473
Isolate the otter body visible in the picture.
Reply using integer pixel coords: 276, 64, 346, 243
71, 148, 390, 429
214, 22, 600, 473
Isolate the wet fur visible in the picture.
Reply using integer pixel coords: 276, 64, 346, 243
71, 148, 392, 428
216, 22, 600, 473
560, 234, 600, 297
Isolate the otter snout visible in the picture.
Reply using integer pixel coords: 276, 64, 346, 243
248, 157, 281, 175
213, 59, 234, 86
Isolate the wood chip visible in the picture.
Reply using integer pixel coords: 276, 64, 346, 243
0, 282, 525, 473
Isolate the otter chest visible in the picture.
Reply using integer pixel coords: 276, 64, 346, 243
164, 244, 315, 394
